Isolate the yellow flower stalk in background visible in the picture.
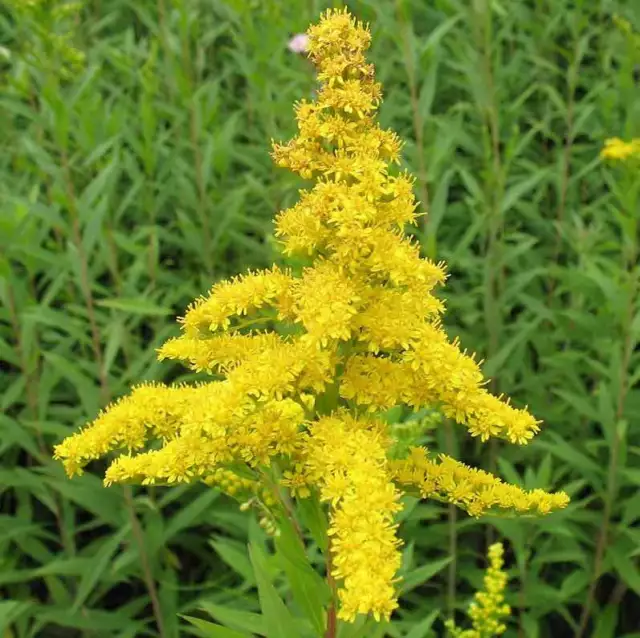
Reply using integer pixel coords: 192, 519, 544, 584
445, 543, 511, 638
54, 8, 568, 624
3, 0, 85, 80
601, 137, 640, 162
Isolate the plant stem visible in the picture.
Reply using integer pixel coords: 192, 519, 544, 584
517, 536, 529, 638
260, 466, 305, 546
444, 419, 457, 618
179, 0, 213, 277
324, 536, 338, 638
59, 143, 168, 638
471, 0, 505, 548
125, 487, 168, 638
6, 285, 75, 559
574, 204, 638, 638
547, 36, 581, 301
397, 2, 430, 234
60, 150, 110, 404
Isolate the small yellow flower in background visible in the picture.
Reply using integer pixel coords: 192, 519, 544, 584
54, 8, 568, 623
3, 0, 86, 80
446, 543, 511, 638
612, 13, 640, 51
601, 137, 640, 162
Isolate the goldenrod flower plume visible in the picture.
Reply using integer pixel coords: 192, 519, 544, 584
55, 8, 568, 624
601, 137, 640, 162
446, 543, 511, 638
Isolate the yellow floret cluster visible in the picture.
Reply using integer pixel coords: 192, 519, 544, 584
446, 543, 511, 638
601, 137, 640, 162
54, 8, 568, 624
4, 0, 85, 78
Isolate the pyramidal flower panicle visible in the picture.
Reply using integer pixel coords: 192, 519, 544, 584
54, 8, 568, 624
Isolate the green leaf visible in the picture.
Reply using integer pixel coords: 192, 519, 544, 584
274, 516, 330, 636
405, 609, 439, 638
398, 557, 451, 596
33, 606, 144, 633
199, 602, 265, 636
592, 605, 619, 638
209, 537, 255, 583
42, 351, 100, 416
500, 170, 550, 214
611, 547, 640, 596
96, 297, 173, 316
72, 524, 131, 612
296, 496, 328, 552
163, 489, 220, 540
533, 432, 603, 488
249, 542, 300, 638
0, 600, 31, 635
182, 615, 252, 638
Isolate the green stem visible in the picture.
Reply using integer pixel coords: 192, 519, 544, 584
472, 0, 505, 549
444, 419, 457, 618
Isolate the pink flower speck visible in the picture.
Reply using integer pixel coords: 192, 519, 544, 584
288, 33, 309, 54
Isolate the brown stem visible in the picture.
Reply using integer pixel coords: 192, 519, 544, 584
157, 0, 169, 58
59, 150, 167, 638
124, 487, 168, 638
472, 0, 504, 548
548, 38, 580, 302
324, 537, 337, 638
397, 4, 430, 233
60, 151, 109, 404
189, 101, 213, 277
180, 4, 213, 277
517, 536, 529, 638
145, 181, 158, 287
608, 579, 627, 608
444, 420, 457, 617
6, 287, 42, 449
574, 251, 638, 638
6, 285, 75, 558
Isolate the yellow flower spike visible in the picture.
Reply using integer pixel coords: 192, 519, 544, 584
157, 332, 283, 374
300, 411, 402, 622
180, 267, 295, 336
5, 0, 86, 79
446, 543, 511, 638
601, 137, 640, 162
55, 7, 568, 625
52, 383, 198, 477
390, 447, 569, 518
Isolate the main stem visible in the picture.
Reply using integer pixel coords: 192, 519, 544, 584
444, 419, 458, 618
473, 0, 505, 549
397, 2, 430, 237
324, 536, 338, 638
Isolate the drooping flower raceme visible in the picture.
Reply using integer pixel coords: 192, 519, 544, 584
54, 8, 568, 624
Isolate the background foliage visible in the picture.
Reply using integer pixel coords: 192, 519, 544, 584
1, 0, 639, 636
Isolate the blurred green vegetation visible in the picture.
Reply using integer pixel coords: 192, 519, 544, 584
1, 0, 639, 636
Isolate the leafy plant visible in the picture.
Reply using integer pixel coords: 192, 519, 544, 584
53, 8, 568, 637
1, 0, 639, 636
